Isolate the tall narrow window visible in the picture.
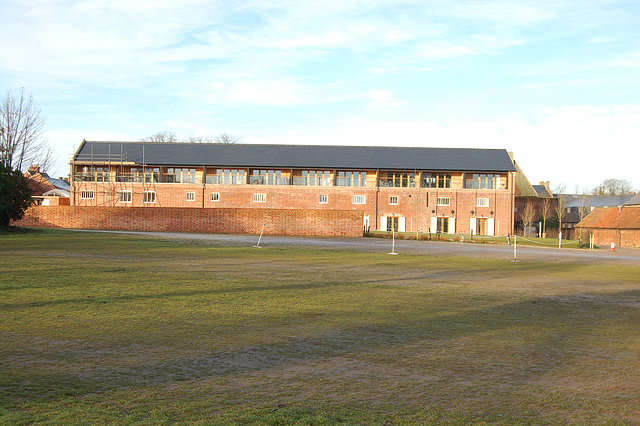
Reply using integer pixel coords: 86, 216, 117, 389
438, 173, 451, 188
119, 191, 132, 203
338, 171, 366, 187
422, 173, 437, 188
142, 191, 156, 203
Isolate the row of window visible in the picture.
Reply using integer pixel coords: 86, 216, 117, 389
75, 167, 504, 189
434, 197, 490, 207
81, 190, 491, 207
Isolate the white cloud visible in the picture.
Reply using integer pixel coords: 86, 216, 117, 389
365, 89, 403, 109
225, 80, 303, 106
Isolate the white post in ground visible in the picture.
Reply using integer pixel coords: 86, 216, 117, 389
388, 229, 398, 255
512, 234, 519, 262
254, 223, 266, 248
558, 231, 562, 249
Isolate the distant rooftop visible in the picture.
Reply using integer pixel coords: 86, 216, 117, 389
565, 195, 635, 209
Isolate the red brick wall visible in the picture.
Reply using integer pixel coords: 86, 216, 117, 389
14, 206, 363, 237
70, 182, 515, 235
582, 228, 640, 248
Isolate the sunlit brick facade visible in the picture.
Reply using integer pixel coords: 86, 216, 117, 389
70, 141, 517, 236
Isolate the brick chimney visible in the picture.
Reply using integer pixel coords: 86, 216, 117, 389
29, 164, 40, 175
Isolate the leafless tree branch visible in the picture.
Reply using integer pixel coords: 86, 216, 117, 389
1, 88, 52, 171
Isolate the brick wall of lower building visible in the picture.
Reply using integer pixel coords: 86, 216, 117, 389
70, 182, 515, 235
13, 206, 363, 237
582, 228, 640, 248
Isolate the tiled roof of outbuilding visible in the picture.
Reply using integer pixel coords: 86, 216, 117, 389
73, 141, 517, 172
577, 206, 640, 229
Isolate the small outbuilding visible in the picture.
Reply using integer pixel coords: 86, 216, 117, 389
576, 193, 640, 248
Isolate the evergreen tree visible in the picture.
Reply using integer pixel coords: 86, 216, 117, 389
0, 165, 33, 229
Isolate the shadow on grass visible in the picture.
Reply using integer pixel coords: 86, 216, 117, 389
3, 288, 639, 406
0, 280, 357, 311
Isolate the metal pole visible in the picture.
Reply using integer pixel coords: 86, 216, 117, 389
254, 223, 266, 248
388, 229, 398, 255
512, 234, 518, 262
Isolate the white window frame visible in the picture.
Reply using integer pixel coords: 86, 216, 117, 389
390, 196, 398, 205
81, 190, 94, 200
118, 190, 132, 203
186, 191, 196, 201
436, 197, 450, 206
211, 192, 220, 202
319, 194, 328, 204
352, 195, 366, 204
476, 198, 489, 207
142, 191, 156, 204
253, 193, 266, 203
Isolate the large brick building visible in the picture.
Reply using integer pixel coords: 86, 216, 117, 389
70, 141, 517, 236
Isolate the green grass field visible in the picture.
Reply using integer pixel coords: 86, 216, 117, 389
1, 229, 640, 424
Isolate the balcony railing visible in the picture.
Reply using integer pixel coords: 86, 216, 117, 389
291, 176, 333, 186
206, 174, 246, 185
74, 173, 202, 184
250, 176, 290, 185
378, 179, 416, 188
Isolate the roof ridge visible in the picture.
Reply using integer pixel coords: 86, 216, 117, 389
82, 141, 507, 151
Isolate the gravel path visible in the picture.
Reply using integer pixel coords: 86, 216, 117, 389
79, 229, 640, 265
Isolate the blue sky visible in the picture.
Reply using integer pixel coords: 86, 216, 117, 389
2, 0, 639, 192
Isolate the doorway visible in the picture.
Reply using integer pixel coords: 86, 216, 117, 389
437, 217, 449, 233
476, 218, 488, 235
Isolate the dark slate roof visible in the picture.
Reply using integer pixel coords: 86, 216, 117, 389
23, 171, 70, 196
626, 193, 640, 206
532, 184, 553, 198
47, 176, 70, 191
565, 195, 634, 209
73, 141, 517, 172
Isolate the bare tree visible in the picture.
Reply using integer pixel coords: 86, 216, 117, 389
520, 200, 537, 237
140, 132, 242, 144
577, 193, 591, 242
214, 133, 242, 144
187, 135, 214, 144
592, 178, 636, 196
0, 88, 53, 171
554, 184, 567, 238
139, 131, 178, 143
540, 198, 553, 237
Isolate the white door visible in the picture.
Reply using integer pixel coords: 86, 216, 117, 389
398, 217, 406, 232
